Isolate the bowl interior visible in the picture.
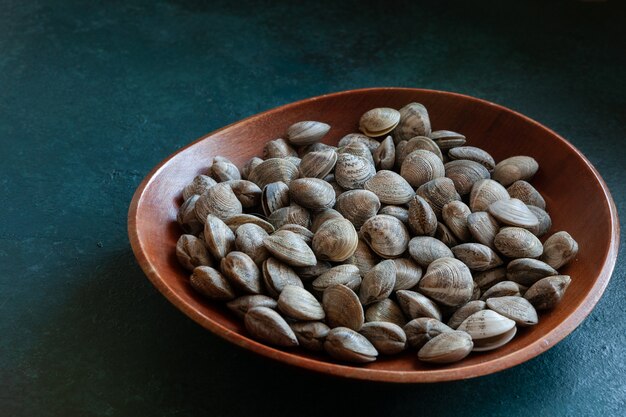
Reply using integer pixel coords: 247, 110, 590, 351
129, 88, 618, 382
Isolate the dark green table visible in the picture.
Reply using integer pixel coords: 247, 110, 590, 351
2, 0, 625, 415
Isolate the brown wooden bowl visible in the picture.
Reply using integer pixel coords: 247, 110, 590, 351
128, 88, 619, 382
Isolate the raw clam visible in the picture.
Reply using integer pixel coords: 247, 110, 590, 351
263, 230, 317, 267
210, 156, 241, 182
359, 260, 396, 305
467, 211, 500, 249
444, 159, 490, 195
447, 300, 486, 329
408, 195, 438, 236
372, 136, 395, 170
524, 275, 571, 310
299, 149, 338, 179
293, 260, 332, 282
429, 130, 466, 150
418, 257, 473, 307
359, 107, 401, 137
177, 194, 203, 234
195, 182, 243, 222
244, 306, 299, 347
435, 222, 460, 247
494, 227, 543, 258
311, 264, 362, 294
182, 175, 217, 200
276, 223, 314, 244
379, 205, 410, 226
235, 223, 270, 265
457, 309, 517, 352
442, 201, 472, 242
248, 158, 299, 188
401, 150, 445, 188
452, 243, 503, 271
469, 179, 509, 212
268, 204, 310, 229
227, 295, 278, 319
203, 214, 235, 259
493, 156, 539, 186
360, 215, 410, 258
527, 205, 552, 236
241, 157, 263, 180
480, 281, 523, 300
486, 296, 538, 326
473, 266, 507, 291
343, 238, 380, 276
263, 138, 298, 159
323, 284, 364, 330
364, 170, 415, 205
261, 181, 290, 216
506, 258, 558, 287
278, 285, 325, 320
335, 190, 381, 229
541, 231, 579, 269
448, 146, 496, 171
396, 136, 443, 167
312, 218, 359, 262
488, 198, 539, 228
416, 177, 461, 218
286, 121, 330, 145
394, 103, 431, 142
176, 234, 213, 271
360, 322, 407, 355
310, 208, 343, 233
262, 257, 303, 297
408, 236, 453, 267
290, 321, 330, 351
507, 180, 546, 209
392, 258, 423, 290
338, 133, 381, 152
365, 299, 407, 327
221, 251, 263, 294
190, 266, 236, 301
334, 153, 376, 190
403, 317, 452, 349
324, 327, 378, 363
396, 290, 442, 321
418, 331, 473, 364
289, 178, 336, 211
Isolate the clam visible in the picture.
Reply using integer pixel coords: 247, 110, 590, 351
396, 290, 442, 321
176, 234, 213, 271
241, 157, 263, 180
177, 194, 203, 234
360, 215, 410, 258
325, 174, 344, 199
524, 275, 571, 310
469, 179, 509, 212
203, 214, 236, 259
416, 177, 461, 218
290, 321, 330, 351
447, 300, 486, 329
494, 227, 543, 258
293, 260, 332, 282
244, 307, 299, 347
507, 180, 546, 209
429, 130, 466, 150
408, 195, 437, 236
338, 141, 375, 166
248, 158, 299, 188
452, 243, 503, 271
360, 322, 407, 355
311, 265, 362, 294
373, 136, 395, 170
467, 211, 500, 249
394, 103, 431, 142
335, 190, 381, 229
445, 159, 491, 196
190, 266, 236, 301
312, 218, 359, 262
284, 156, 302, 169
364, 170, 415, 205
480, 281, 523, 300
263, 230, 317, 267
488, 198, 539, 228
210, 156, 241, 182
442, 201, 472, 242
221, 251, 263, 294
235, 223, 270, 265
223, 180, 262, 208
262, 257, 303, 297
393, 258, 423, 290
506, 258, 558, 287
195, 182, 243, 222
448, 146, 496, 171
359, 260, 396, 305
403, 317, 453, 349
541, 231, 579, 269
493, 156, 539, 186
334, 153, 376, 190
486, 296, 538, 326
435, 222, 460, 247
471, 281, 482, 301
261, 181, 290, 216
338, 133, 381, 152
289, 178, 336, 211
278, 285, 325, 320
473, 266, 507, 291
396, 136, 443, 167
457, 309, 517, 351
182, 175, 217, 200
286, 121, 330, 145
263, 138, 298, 159
268, 204, 310, 229
225, 214, 274, 234
310, 208, 343, 233
418, 257, 474, 307
299, 142, 337, 156
400, 149, 445, 188
299, 149, 338, 179
276, 224, 314, 244
408, 236, 453, 267
365, 299, 407, 327
527, 205, 552, 236
343, 238, 380, 276
323, 284, 364, 330
359, 107, 401, 137
379, 205, 409, 226
324, 327, 378, 363
418, 331, 473, 364
227, 295, 278, 319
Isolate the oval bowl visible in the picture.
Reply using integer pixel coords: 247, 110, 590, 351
128, 88, 619, 383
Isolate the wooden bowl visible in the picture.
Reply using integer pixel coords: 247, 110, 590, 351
128, 88, 619, 382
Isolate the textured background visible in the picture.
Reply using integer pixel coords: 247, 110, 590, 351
1, 0, 625, 416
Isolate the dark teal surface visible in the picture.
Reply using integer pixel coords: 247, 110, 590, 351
1, 0, 625, 416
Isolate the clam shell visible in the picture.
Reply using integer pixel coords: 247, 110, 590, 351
359, 107, 401, 137
334, 153, 376, 190
401, 150, 445, 188
323, 284, 364, 330
324, 327, 378, 363
418, 257, 474, 307
225, 214, 274, 234
244, 306, 299, 347
290, 321, 330, 351
473, 266, 507, 291
408, 236, 453, 267
540, 231, 579, 269
224, 180, 262, 208
278, 285, 325, 320
360, 215, 410, 258
183, 175, 217, 200
268, 204, 310, 229
396, 136, 443, 167
364, 170, 415, 205
486, 296, 538, 326
527, 205, 552, 237
286, 121, 330, 145
493, 156, 539, 186
360, 322, 407, 355
507, 180, 546, 209
241, 157, 263, 180
227, 295, 278, 319
396, 290, 442, 320
293, 260, 332, 282
379, 205, 409, 226
467, 211, 500, 249
262, 257, 303, 298
448, 146, 496, 171
235, 223, 270, 265
435, 222, 460, 247
444, 159, 490, 196
373, 136, 395, 170
524, 275, 571, 310
452, 243, 503, 271
472, 326, 517, 352
506, 258, 558, 287
480, 281, 523, 300
408, 195, 438, 236
471, 281, 482, 301
276, 224, 314, 244
289, 178, 336, 211
489, 198, 539, 228
261, 181, 290, 216
263, 138, 298, 159
457, 309, 517, 351
176, 234, 213, 271
335, 190, 381, 229
338, 133, 381, 152
203, 214, 236, 259
210, 156, 241, 182
249, 158, 299, 189
365, 299, 407, 327
221, 251, 263, 294
190, 266, 236, 301
343, 238, 380, 276
442, 201, 472, 242
494, 227, 543, 258
418, 331, 473, 364
469, 179, 509, 212
447, 300, 487, 329
310, 208, 344, 233
312, 218, 359, 262
312, 265, 362, 294
177, 194, 203, 234
403, 317, 453, 349
429, 130, 466, 150
195, 182, 243, 222
359, 260, 397, 305
299, 149, 338, 179
263, 230, 317, 267
393, 258, 423, 290
394, 103, 431, 142
299, 142, 337, 156
416, 177, 461, 218
338, 141, 375, 166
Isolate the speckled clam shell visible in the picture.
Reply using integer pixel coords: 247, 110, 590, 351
408, 236, 453, 268
210, 156, 241, 182
203, 214, 236, 259
392, 258, 423, 290
190, 266, 236, 301
324, 327, 378, 363
338, 133, 381, 152
359, 107, 401, 137
312, 218, 359, 262
343, 238, 380, 276
435, 222, 460, 247
262, 257, 303, 298
177, 194, 203, 234
403, 317, 452, 349
289, 177, 336, 211
527, 205, 552, 237
286, 120, 330, 145
416, 177, 461, 219
394, 103, 431, 143
278, 285, 325, 321
249, 158, 300, 188
418, 257, 474, 307
447, 300, 487, 329
176, 234, 213, 271
444, 159, 490, 195
311, 264, 362, 294
310, 208, 343, 233
396, 136, 443, 167
493, 156, 539, 186
338, 141, 375, 166
524, 275, 571, 310
268, 204, 310, 229
448, 146, 496, 171
540, 231, 579, 269
263, 138, 298, 159
195, 182, 243, 222
183, 174, 217, 201
359, 260, 396, 305
225, 214, 274, 234
227, 295, 278, 319
262, 181, 290, 216
452, 243, 503, 271
373, 136, 395, 170
360, 215, 410, 259
276, 224, 313, 244
365, 299, 407, 327
457, 309, 517, 351
418, 331, 473, 364
507, 180, 546, 209
400, 149, 445, 188
408, 195, 438, 237
241, 157, 263, 180
360, 322, 407, 355
494, 227, 543, 258
335, 189, 381, 229
396, 290, 442, 321
364, 170, 415, 205
263, 230, 317, 267
486, 296, 538, 327
293, 260, 332, 282
506, 258, 558, 287
221, 251, 263, 294
488, 198, 539, 228
442, 200, 472, 242
469, 179, 510, 212
467, 211, 500, 249
480, 281, 523, 300
473, 266, 507, 291
334, 153, 376, 190
244, 306, 299, 347
299, 149, 338, 179
323, 284, 365, 331
290, 321, 330, 351
429, 130, 466, 150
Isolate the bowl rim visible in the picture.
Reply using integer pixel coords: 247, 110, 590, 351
128, 87, 620, 383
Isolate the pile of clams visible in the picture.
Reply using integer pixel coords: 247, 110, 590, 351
175, 103, 579, 365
